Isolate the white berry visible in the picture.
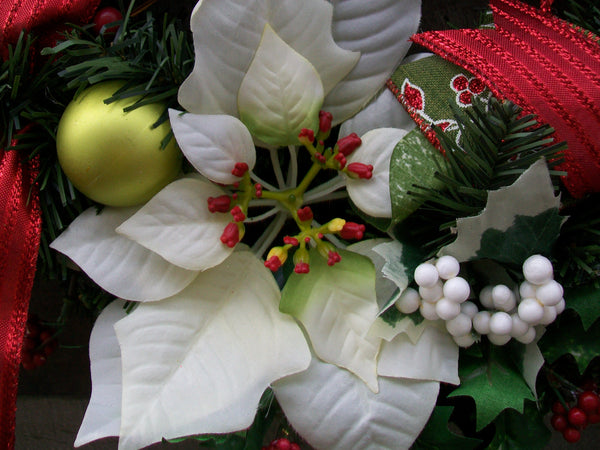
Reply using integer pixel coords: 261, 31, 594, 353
443, 276, 471, 303
539, 306, 558, 325
492, 285, 517, 312
473, 310, 492, 335
519, 281, 537, 299
479, 285, 494, 309
488, 333, 511, 345
395, 288, 420, 314
453, 333, 476, 348
436, 298, 461, 320
555, 298, 566, 315
414, 263, 439, 287
446, 313, 472, 336
510, 313, 530, 337
420, 301, 439, 320
460, 301, 479, 318
515, 326, 537, 344
419, 281, 443, 302
523, 254, 553, 285
518, 298, 545, 324
535, 280, 563, 306
489, 311, 513, 335
435, 255, 460, 280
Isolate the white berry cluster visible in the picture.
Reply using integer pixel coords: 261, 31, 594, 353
394, 254, 565, 348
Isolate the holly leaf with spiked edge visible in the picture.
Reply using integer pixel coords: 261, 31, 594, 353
412, 406, 482, 450
448, 345, 535, 431
564, 283, 600, 330
488, 400, 551, 450
439, 159, 563, 265
539, 311, 600, 373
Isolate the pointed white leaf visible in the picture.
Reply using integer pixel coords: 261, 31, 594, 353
346, 128, 409, 218
324, 0, 422, 123
50, 207, 198, 302
178, 0, 358, 117
339, 88, 416, 139
116, 178, 234, 271
522, 342, 545, 398
378, 323, 460, 385
280, 250, 381, 392
238, 24, 323, 146
273, 355, 439, 450
114, 251, 310, 449
75, 301, 126, 447
348, 238, 398, 310
169, 110, 256, 184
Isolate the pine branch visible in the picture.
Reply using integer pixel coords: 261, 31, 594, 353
562, 0, 600, 38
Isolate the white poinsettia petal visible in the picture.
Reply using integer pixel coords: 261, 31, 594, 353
50, 207, 198, 302
75, 301, 126, 447
280, 250, 381, 392
346, 128, 409, 218
378, 323, 460, 385
339, 88, 416, 139
169, 110, 256, 184
324, 0, 422, 123
114, 251, 310, 450
116, 178, 234, 271
238, 24, 323, 146
273, 355, 439, 450
178, 0, 358, 116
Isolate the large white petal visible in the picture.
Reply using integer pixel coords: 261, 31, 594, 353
75, 301, 126, 447
346, 128, 409, 218
324, 0, 422, 123
339, 88, 416, 139
115, 251, 310, 450
116, 178, 234, 271
280, 250, 381, 392
378, 323, 460, 385
50, 207, 198, 302
238, 24, 323, 146
178, 0, 358, 116
273, 355, 439, 450
169, 110, 256, 184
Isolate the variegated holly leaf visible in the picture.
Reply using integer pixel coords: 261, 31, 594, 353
280, 249, 381, 392
273, 354, 439, 449
50, 207, 198, 302
75, 300, 126, 446
114, 251, 310, 449
238, 24, 323, 146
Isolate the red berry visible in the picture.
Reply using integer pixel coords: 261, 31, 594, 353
568, 407, 588, 427
578, 391, 600, 413
563, 427, 581, 443
273, 438, 291, 450
22, 337, 36, 352
551, 414, 568, 431
588, 412, 600, 424
93, 7, 123, 35
32, 353, 47, 367
24, 321, 40, 339
552, 401, 567, 415
581, 379, 598, 392
290, 444, 300, 450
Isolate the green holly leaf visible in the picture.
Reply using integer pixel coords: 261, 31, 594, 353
412, 406, 482, 450
475, 209, 563, 265
389, 128, 446, 225
448, 346, 535, 430
488, 400, 551, 450
564, 283, 600, 330
539, 311, 600, 373
439, 159, 562, 264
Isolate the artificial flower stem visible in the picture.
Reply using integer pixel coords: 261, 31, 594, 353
270, 147, 286, 189
287, 145, 298, 188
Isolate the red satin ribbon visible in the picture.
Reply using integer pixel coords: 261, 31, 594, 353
1, 1, 100, 447
411, 0, 600, 198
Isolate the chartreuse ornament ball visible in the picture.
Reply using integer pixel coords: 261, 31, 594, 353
56, 81, 181, 207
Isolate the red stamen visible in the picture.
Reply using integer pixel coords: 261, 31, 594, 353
319, 111, 333, 133
230, 205, 246, 222
297, 206, 313, 222
264, 256, 282, 272
231, 162, 249, 177
283, 236, 299, 246
298, 128, 315, 145
254, 183, 263, 198
317, 233, 324, 239
327, 251, 342, 266
347, 162, 373, 179
207, 195, 231, 213
339, 222, 366, 240
337, 133, 362, 156
220, 223, 239, 248
315, 153, 326, 164
304, 237, 311, 244
334, 153, 346, 169
294, 262, 310, 274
